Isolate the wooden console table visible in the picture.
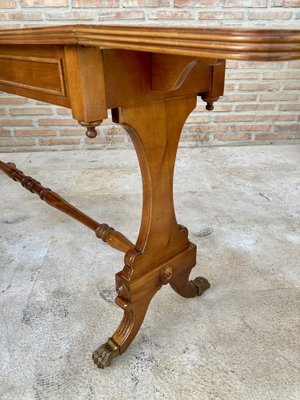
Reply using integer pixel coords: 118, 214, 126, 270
0, 25, 299, 369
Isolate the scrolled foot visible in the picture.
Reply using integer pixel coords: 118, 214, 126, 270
191, 277, 210, 296
92, 338, 120, 369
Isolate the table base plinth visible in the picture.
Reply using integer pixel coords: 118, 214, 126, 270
92, 243, 210, 368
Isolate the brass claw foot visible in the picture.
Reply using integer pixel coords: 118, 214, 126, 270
92, 338, 120, 369
191, 276, 210, 296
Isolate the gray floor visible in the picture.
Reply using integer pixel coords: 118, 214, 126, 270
0, 145, 299, 400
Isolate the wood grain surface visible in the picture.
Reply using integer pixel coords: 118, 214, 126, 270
0, 24, 299, 61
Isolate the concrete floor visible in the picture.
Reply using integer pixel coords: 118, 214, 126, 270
0, 145, 299, 400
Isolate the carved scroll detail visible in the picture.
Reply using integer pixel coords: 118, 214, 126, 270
0, 160, 133, 254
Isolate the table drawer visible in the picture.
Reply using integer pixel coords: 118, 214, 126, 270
0, 45, 70, 107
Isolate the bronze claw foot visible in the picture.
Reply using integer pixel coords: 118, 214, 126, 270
92, 338, 120, 369
191, 276, 210, 296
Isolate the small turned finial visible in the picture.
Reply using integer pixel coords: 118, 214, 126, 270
199, 94, 219, 112
205, 101, 214, 111
86, 126, 98, 138
79, 120, 103, 138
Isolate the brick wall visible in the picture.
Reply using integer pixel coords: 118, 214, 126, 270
0, 0, 299, 151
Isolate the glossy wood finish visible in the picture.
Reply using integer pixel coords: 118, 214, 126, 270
0, 25, 300, 60
0, 24, 299, 369
0, 45, 70, 107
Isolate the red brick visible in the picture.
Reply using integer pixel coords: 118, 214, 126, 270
199, 11, 244, 20
38, 118, 78, 126
46, 11, 94, 20
224, 84, 235, 91
73, 0, 118, 6
235, 104, 275, 111
189, 125, 228, 132
259, 93, 298, 101
256, 114, 297, 121
174, 0, 220, 6
9, 107, 53, 116
103, 126, 125, 135
40, 138, 81, 145
31, 100, 51, 106
211, 103, 233, 112
224, 0, 267, 6
59, 128, 84, 135
239, 61, 284, 69
275, 124, 300, 132
0, 0, 16, 8
103, 137, 126, 144
231, 124, 272, 131
255, 133, 294, 140
21, 0, 68, 6
226, 71, 261, 80
222, 94, 257, 102
0, 23, 21, 29
215, 114, 254, 122
122, 0, 169, 6
226, 60, 238, 69
263, 71, 300, 79
15, 129, 57, 136
0, 128, 11, 137
278, 104, 300, 111
283, 82, 300, 90
149, 10, 194, 19
57, 108, 72, 115
249, 10, 292, 19
1, 119, 33, 126
180, 133, 209, 141
84, 136, 125, 145
215, 133, 252, 141
186, 115, 211, 123
98, 10, 144, 20
0, 97, 28, 105
239, 82, 280, 91
0, 137, 35, 146
272, 0, 300, 6
0, 12, 42, 20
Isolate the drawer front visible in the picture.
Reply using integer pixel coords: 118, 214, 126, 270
0, 45, 70, 107
0, 55, 65, 96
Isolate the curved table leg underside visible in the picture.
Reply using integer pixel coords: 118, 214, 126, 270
169, 267, 210, 298
93, 289, 158, 368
